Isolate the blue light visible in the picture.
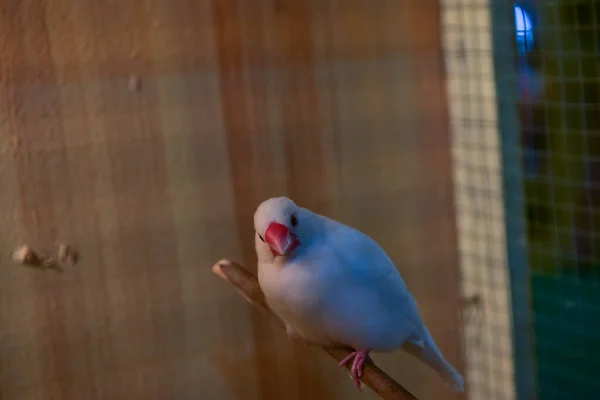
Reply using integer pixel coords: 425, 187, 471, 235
514, 5, 534, 54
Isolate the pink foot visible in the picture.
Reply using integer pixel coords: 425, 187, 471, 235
339, 349, 370, 390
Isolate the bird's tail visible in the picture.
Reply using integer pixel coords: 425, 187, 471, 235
402, 328, 464, 392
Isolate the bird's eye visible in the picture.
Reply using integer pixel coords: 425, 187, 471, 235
290, 214, 298, 227
258, 234, 265, 243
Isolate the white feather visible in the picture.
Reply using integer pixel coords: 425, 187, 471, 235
254, 197, 464, 392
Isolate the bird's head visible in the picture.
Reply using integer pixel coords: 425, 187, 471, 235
254, 196, 306, 261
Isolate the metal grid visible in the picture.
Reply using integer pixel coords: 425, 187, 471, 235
512, 2, 600, 399
442, 1, 516, 399
444, 1, 600, 399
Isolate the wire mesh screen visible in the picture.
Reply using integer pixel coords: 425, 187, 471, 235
442, 1, 516, 399
512, 1, 600, 399
444, 1, 600, 399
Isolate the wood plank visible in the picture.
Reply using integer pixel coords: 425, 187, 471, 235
0, 1, 463, 399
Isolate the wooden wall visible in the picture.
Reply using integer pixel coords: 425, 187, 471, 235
0, 1, 464, 399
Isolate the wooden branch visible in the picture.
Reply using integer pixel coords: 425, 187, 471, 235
212, 259, 418, 400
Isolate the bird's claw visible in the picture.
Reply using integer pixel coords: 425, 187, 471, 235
339, 350, 370, 391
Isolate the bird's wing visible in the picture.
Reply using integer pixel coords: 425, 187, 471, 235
323, 216, 407, 287
321, 216, 426, 334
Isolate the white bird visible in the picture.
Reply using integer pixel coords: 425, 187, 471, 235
253, 196, 464, 392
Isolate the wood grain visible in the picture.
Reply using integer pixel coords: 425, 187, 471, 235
0, 1, 463, 399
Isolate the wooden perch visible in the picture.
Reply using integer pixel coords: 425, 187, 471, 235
212, 259, 418, 400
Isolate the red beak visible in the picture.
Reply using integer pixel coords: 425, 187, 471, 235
265, 222, 300, 256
